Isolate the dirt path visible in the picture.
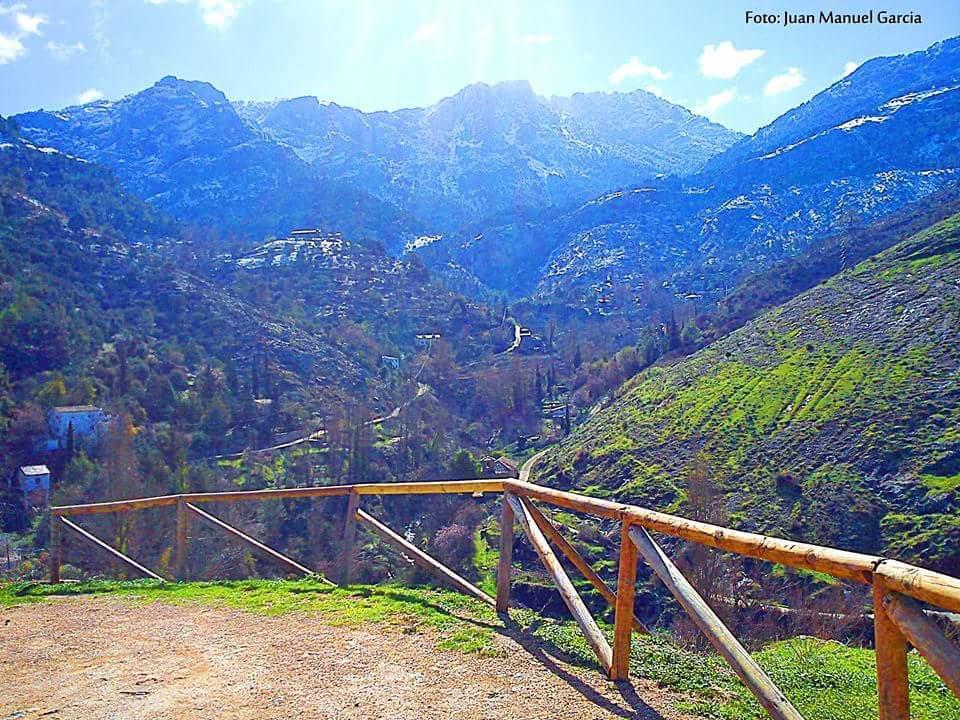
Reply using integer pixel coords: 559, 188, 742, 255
1, 597, 695, 720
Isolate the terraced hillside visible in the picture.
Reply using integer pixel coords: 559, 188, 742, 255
538, 213, 960, 573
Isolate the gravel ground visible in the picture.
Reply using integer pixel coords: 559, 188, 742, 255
0, 597, 696, 720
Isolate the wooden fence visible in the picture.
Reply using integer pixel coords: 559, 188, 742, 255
49, 478, 960, 720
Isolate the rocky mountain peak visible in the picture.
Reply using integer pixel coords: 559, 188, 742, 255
152, 75, 230, 106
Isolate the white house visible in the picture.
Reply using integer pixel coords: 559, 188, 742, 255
414, 333, 442, 348
47, 405, 107, 448
381, 355, 400, 369
17, 465, 51, 509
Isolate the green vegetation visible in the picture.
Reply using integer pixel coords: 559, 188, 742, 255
543, 211, 960, 572
2, 579, 958, 720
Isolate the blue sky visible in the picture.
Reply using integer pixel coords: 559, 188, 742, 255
1, 0, 958, 132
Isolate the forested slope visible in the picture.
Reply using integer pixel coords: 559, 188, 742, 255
539, 212, 960, 573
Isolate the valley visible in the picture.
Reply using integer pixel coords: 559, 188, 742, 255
2, 22, 960, 720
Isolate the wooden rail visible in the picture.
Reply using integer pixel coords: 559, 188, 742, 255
50, 477, 960, 720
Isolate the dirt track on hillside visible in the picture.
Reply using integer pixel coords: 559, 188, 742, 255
1, 597, 695, 720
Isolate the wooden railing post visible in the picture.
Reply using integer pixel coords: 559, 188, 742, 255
49, 514, 61, 583
873, 581, 910, 720
611, 521, 638, 680
496, 492, 515, 613
628, 526, 804, 720
339, 490, 360, 584
883, 591, 960, 697
175, 497, 188, 581
356, 509, 494, 606
186, 503, 321, 580
508, 494, 614, 674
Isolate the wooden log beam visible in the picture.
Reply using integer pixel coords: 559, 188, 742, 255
59, 517, 164, 581
883, 591, 960, 698
175, 497, 188, 581
185, 503, 324, 581
53, 494, 181, 516
873, 582, 910, 720
352, 479, 504, 496
508, 494, 614, 674
523, 500, 647, 634
496, 493, 515, 613
185, 486, 351, 504
355, 508, 495, 607
628, 526, 804, 720
506, 480, 623, 520
507, 480, 879, 585
612, 522, 639, 680
876, 559, 960, 615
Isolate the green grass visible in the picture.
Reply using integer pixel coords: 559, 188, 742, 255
919, 472, 960, 494
2, 580, 958, 719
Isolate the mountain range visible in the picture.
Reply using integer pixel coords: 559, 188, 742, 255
435, 35, 960, 300
15, 77, 739, 252
15, 36, 959, 315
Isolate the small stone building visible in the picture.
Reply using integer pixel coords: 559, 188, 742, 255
17, 465, 51, 509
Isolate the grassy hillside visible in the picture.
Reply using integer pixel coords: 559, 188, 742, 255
2, 579, 957, 720
539, 212, 960, 573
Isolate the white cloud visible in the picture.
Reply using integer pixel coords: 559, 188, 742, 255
608, 56, 671, 85
764, 67, 806, 96
0, 4, 47, 64
841, 60, 859, 78
76, 88, 104, 104
694, 87, 736, 118
0, 31, 24, 63
46, 40, 86, 60
91, 0, 110, 59
520, 33, 552, 45
699, 41, 764, 79
15, 10, 44, 34
411, 20, 441, 43
198, 0, 238, 28
145, 0, 241, 29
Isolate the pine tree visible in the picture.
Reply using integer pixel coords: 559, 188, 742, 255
534, 366, 544, 405
65, 421, 75, 463
668, 310, 681, 351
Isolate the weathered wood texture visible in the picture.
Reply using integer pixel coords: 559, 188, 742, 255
353, 479, 504, 495
876, 559, 960, 615
59, 517, 164, 581
356, 508, 495, 607
628, 526, 804, 720
524, 500, 647, 633
612, 522, 639, 680
53, 494, 181, 516
185, 503, 319, 580
508, 480, 877, 584
883, 591, 960, 697
496, 494, 515, 613
52, 481, 505, 518
873, 582, 911, 720
175, 497, 188, 581
507, 494, 613, 674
